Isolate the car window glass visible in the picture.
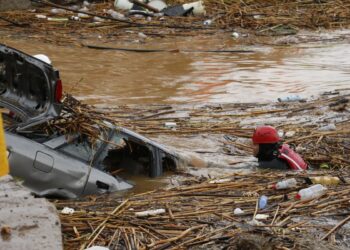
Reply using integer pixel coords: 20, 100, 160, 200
98, 131, 124, 163
59, 137, 100, 163
100, 129, 154, 176
28, 64, 48, 106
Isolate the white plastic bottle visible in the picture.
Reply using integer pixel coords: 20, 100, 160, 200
273, 178, 297, 190
295, 184, 327, 200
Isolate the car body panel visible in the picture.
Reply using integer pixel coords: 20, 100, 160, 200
6, 132, 89, 198
82, 167, 132, 196
117, 126, 174, 154
33, 151, 54, 173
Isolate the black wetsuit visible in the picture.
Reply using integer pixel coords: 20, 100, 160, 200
257, 143, 289, 170
258, 158, 289, 170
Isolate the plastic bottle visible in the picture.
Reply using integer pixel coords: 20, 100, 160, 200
232, 32, 239, 38
107, 9, 126, 20
234, 208, 244, 215
78, 13, 89, 18
164, 122, 177, 129
318, 123, 336, 131
83, 1, 91, 7
309, 176, 340, 185
273, 178, 297, 190
295, 184, 327, 200
182, 1, 206, 16
50, 8, 67, 14
114, 0, 133, 10
277, 95, 305, 102
148, 0, 167, 11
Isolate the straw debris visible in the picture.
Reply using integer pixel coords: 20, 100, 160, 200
25, 89, 348, 249
98, 90, 350, 169
56, 170, 350, 249
35, 89, 349, 170
1, 1, 350, 44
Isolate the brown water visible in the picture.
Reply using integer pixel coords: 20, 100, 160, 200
1, 37, 350, 106
2, 37, 349, 192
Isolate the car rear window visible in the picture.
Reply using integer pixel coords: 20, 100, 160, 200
59, 137, 100, 163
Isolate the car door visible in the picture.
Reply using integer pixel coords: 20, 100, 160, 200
7, 132, 91, 198
46, 135, 99, 198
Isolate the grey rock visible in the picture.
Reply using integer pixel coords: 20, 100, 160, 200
0, 0, 31, 11
0, 175, 62, 250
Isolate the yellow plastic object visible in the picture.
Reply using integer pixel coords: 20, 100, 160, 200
309, 176, 340, 185
0, 115, 9, 176
320, 163, 330, 169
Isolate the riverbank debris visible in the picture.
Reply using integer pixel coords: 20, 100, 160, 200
33, 89, 349, 170
56, 170, 350, 249
90, 89, 349, 170
1, 0, 350, 44
49, 90, 350, 249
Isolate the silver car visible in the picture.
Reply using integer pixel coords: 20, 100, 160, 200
0, 44, 178, 198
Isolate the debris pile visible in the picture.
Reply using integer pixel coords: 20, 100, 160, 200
202, 0, 350, 31
99, 90, 350, 169
56, 170, 350, 249
34, 90, 349, 169
32, 94, 113, 143
40, 90, 349, 249
25, 90, 350, 172
1, 0, 350, 44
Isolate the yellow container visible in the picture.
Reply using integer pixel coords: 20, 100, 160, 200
0, 115, 9, 176
309, 176, 340, 185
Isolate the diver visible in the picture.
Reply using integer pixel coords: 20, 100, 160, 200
252, 125, 308, 170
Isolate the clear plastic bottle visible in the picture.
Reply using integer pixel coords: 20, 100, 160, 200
295, 184, 327, 200
273, 178, 297, 190
277, 95, 305, 102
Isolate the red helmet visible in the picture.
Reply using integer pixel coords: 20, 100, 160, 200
252, 126, 280, 144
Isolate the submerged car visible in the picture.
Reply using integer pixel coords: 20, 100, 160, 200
0, 44, 179, 198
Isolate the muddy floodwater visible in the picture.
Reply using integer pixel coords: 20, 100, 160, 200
2, 37, 350, 194
2, 37, 350, 106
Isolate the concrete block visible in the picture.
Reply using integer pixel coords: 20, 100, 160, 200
0, 175, 62, 250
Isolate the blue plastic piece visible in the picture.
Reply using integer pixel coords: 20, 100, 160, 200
259, 195, 268, 209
